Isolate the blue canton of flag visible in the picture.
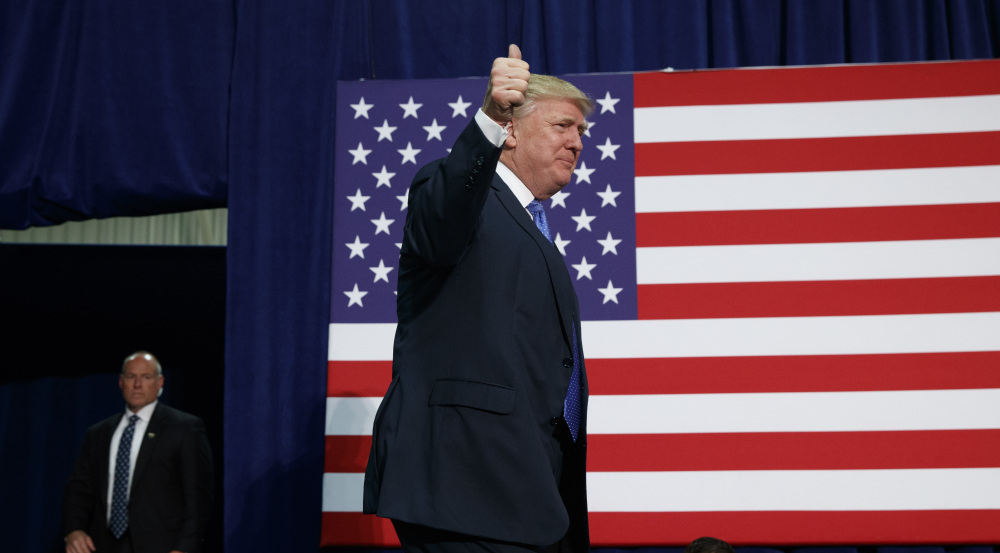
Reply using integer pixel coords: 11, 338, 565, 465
331, 74, 637, 323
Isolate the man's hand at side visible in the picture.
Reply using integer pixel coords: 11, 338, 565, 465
65, 530, 95, 553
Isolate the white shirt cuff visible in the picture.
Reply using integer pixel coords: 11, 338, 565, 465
475, 108, 509, 148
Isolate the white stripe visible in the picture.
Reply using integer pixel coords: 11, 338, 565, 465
323, 472, 365, 511
322, 468, 1000, 512
636, 238, 1000, 284
328, 387, 1000, 437
327, 397, 381, 435
583, 313, 1000, 358
587, 468, 1000, 511
588, 389, 1000, 434
635, 165, 1000, 213
634, 95, 1000, 143
330, 323, 396, 361
332, 312, 1000, 360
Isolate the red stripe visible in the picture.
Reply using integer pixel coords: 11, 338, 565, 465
636, 277, 1000, 319
588, 430, 1000, 471
634, 131, 1000, 176
330, 352, 1000, 398
321, 511, 399, 547
328, 360, 391, 396
587, 352, 1000, 395
635, 203, 1000, 246
633, 59, 1000, 107
588, 510, 1000, 546
325, 435, 371, 472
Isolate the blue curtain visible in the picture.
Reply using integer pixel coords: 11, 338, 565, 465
1, 1, 998, 552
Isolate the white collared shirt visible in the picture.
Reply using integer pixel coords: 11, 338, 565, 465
474, 108, 538, 215
106, 401, 157, 523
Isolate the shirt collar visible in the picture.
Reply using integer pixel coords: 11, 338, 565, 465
126, 400, 158, 422
496, 162, 535, 209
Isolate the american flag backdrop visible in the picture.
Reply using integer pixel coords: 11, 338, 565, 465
323, 59, 1000, 547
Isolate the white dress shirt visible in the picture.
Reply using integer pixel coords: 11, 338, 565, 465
105, 401, 157, 523
474, 108, 537, 213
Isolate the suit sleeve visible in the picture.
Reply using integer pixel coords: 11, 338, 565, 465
61, 428, 100, 537
171, 417, 214, 553
403, 117, 504, 267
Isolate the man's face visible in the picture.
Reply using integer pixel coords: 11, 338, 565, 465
505, 98, 587, 200
119, 356, 163, 411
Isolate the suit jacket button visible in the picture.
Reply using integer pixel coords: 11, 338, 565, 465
562, 357, 573, 368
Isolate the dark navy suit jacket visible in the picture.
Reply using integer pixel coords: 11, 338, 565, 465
363, 117, 589, 549
62, 403, 214, 553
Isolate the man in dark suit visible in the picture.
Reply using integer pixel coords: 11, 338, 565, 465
363, 45, 593, 553
62, 352, 213, 553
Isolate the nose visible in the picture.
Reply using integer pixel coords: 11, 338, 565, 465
567, 132, 583, 153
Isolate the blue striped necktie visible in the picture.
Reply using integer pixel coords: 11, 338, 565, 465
527, 199, 583, 440
564, 323, 583, 441
110, 414, 139, 538
526, 200, 552, 243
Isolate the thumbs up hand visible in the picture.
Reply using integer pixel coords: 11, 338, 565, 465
483, 44, 530, 125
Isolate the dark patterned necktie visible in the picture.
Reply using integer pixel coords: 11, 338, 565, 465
110, 414, 139, 538
526, 200, 552, 242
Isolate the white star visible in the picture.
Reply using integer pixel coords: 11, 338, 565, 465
553, 233, 571, 256
423, 119, 446, 141
396, 187, 409, 211
346, 235, 369, 259
350, 97, 373, 119
598, 280, 623, 304
574, 161, 595, 184
571, 208, 596, 232
348, 142, 372, 165
346, 188, 370, 211
448, 95, 473, 118
596, 137, 620, 160
370, 259, 394, 283
596, 91, 620, 114
400, 96, 422, 119
597, 231, 622, 255
571, 256, 597, 280
583, 120, 596, 138
398, 142, 421, 164
374, 119, 397, 142
371, 212, 395, 235
550, 190, 570, 208
344, 283, 368, 307
597, 184, 621, 207
372, 165, 395, 188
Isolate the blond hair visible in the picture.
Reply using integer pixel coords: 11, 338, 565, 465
513, 74, 594, 120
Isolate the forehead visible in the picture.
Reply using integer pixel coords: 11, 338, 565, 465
528, 98, 585, 123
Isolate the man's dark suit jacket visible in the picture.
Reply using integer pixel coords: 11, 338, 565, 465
363, 117, 590, 550
62, 402, 213, 553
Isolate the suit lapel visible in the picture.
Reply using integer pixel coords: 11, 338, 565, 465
492, 178, 579, 346
132, 404, 165, 488
96, 416, 120, 511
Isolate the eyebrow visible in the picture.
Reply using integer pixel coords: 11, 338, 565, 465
552, 115, 589, 134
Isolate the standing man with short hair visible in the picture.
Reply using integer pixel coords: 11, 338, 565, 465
364, 45, 593, 553
63, 351, 213, 553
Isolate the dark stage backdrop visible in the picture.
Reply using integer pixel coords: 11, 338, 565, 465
0, 245, 226, 552
1, 1, 999, 552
